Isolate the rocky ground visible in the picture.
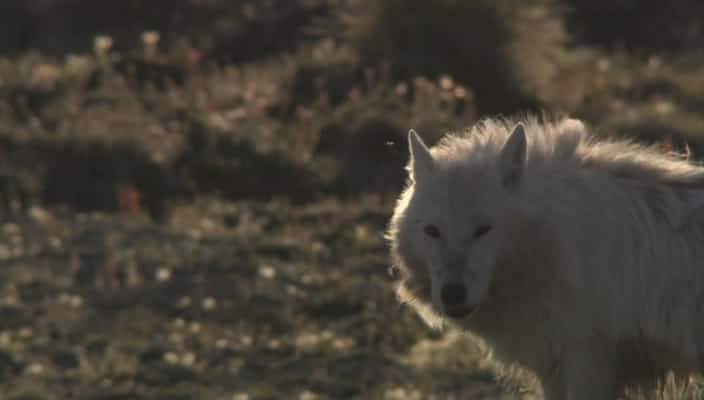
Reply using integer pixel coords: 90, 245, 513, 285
0, 1, 703, 399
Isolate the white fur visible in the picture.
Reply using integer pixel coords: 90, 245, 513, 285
387, 115, 704, 399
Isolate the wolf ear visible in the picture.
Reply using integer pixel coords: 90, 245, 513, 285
499, 123, 527, 187
408, 129, 433, 182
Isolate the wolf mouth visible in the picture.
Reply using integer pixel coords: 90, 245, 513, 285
444, 304, 478, 319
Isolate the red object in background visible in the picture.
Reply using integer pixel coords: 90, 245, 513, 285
189, 48, 202, 65
118, 185, 141, 214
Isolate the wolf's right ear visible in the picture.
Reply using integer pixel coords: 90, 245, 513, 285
499, 123, 527, 187
408, 129, 433, 182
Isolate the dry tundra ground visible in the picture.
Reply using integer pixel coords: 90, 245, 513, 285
0, 1, 704, 399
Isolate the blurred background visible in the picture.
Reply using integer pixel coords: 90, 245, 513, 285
0, 1, 702, 399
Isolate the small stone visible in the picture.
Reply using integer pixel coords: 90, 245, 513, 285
69, 296, 83, 308
0, 244, 11, 261
177, 297, 192, 308
156, 268, 171, 282
240, 335, 253, 347
394, 82, 409, 96
258, 265, 275, 279
26, 363, 44, 375
439, 75, 454, 90
332, 337, 355, 351
141, 31, 160, 46
201, 297, 216, 311
454, 86, 468, 99
29, 207, 52, 224
17, 328, 32, 339
93, 35, 113, 54
299, 390, 320, 400
163, 352, 179, 365
0, 333, 10, 347
181, 352, 196, 367
49, 237, 62, 249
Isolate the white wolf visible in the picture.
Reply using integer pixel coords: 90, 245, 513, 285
386, 116, 704, 399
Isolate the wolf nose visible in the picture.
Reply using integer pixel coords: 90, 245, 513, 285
441, 283, 466, 306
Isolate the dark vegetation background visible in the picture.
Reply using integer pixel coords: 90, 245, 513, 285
0, 1, 703, 399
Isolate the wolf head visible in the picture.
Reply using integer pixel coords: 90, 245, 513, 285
388, 124, 527, 326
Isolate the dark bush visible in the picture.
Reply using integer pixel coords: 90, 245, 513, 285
324, 0, 569, 115
565, 0, 704, 53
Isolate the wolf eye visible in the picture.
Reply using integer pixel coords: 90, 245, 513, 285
474, 224, 492, 238
423, 224, 441, 239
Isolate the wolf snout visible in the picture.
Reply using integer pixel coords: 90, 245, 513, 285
440, 283, 478, 318
441, 283, 466, 306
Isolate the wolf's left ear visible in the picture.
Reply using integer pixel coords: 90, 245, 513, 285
499, 123, 527, 187
408, 129, 433, 182
557, 117, 585, 133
